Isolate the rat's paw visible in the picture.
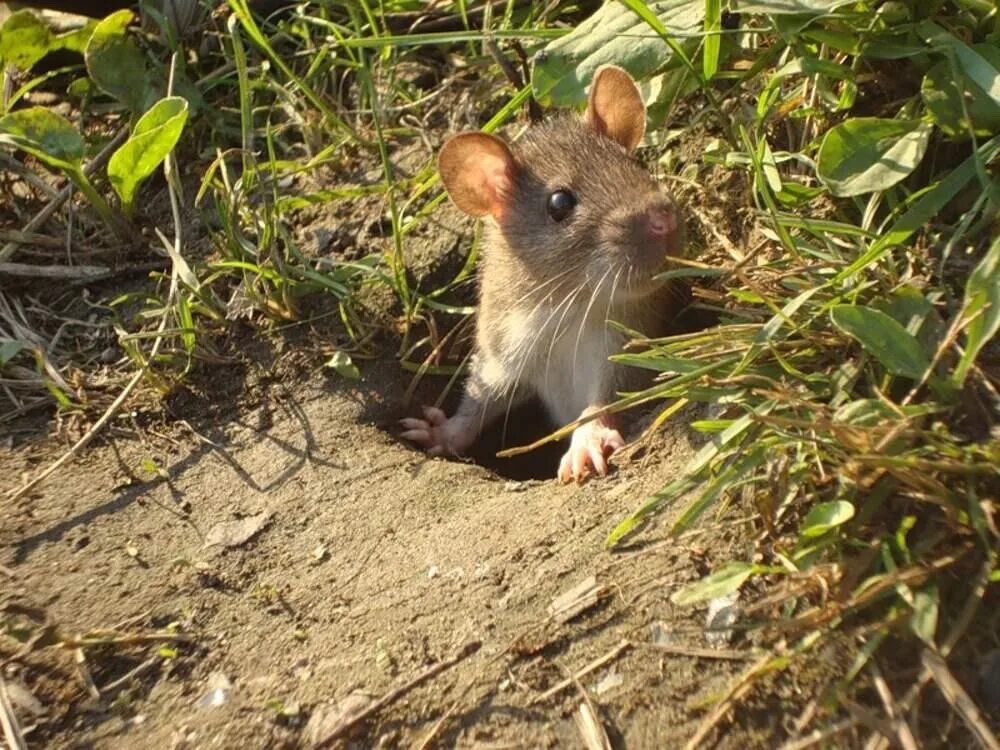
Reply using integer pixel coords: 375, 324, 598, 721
558, 421, 625, 484
400, 406, 476, 457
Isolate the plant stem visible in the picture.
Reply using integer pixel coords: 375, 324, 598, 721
68, 168, 129, 240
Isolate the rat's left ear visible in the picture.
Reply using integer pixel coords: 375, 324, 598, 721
584, 65, 646, 152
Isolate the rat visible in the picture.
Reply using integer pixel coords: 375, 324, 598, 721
401, 65, 685, 483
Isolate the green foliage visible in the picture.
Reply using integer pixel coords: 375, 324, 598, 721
800, 501, 855, 538
0, 10, 52, 69
922, 43, 1000, 136
829, 306, 930, 380
532, 0, 703, 108
0, 10, 94, 71
954, 234, 1000, 385
0, 106, 84, 170
324, 351, 361, 380
595, 4, 998, 723
84, 10, 148, 113
817, 119, 933, 196
671, 561, 762, 606
0, 106, 121, 233
108, 96, 189, 215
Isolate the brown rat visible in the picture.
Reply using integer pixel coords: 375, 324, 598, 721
401, 65, 685, 483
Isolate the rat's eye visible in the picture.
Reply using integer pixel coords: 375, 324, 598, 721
546, 189, 577, 222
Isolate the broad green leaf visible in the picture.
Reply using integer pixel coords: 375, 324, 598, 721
325, 351, 360, 380
816, 118, 933, 197
954, 234, 1000, 385
801, 500, 855, 537
922, 43, 1000, 137
108, 96, 189, 212
671, 562, 757, 606
85, 9, 147, 112
0, 340, 29, 366
830, 305, 930, 380
531, 0, 703, 108
917, 21, 1000, 107
0, 10, 52, 69
0, 107, 84, 171
875, 287, 946, 362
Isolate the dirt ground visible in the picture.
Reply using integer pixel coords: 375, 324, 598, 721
0, 19, 785, 745
0, 344, 785, 749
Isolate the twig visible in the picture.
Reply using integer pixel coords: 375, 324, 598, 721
634, 641, 758, 661
0, 676, 28, 750
99, 656, 162, 696
68, 260, 169, 287
313, 640, 481, 749
0, 228, 66, 247
531, 640, 632, 704
0, 127, 129, 263
413, 700, 460, 750
64, 632, 193, 649
839, 697, 896, 741
0, 262, 110, 279
869, 660, 917, 750
921, 649, 999, 750
5, 304, 173, 502
566, 661, 612, 750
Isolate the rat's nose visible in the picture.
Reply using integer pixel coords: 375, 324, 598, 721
646, 205, 677, 240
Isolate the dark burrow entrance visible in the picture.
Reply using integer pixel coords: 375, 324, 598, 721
466, 399, 569, 482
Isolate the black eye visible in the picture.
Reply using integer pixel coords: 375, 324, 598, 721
546, 189, 577, 222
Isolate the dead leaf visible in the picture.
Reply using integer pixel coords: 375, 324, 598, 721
304, 691, 375, 746
204, 512, 273, 549
549, 576, 606, 624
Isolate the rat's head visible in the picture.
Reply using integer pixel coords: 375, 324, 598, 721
438, 65, 684, 301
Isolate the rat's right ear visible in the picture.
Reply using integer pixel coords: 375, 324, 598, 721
438, 132, 516, 219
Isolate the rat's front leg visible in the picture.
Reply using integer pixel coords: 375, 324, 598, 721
400, 354, 521, 457
558, 405, 625, 484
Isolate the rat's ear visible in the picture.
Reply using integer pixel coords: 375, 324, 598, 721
585, 65, 646, 152
438, 132, 516, 219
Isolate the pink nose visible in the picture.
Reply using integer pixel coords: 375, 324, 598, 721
647, 206, 676, 239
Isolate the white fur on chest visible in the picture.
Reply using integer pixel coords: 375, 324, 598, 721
498, 298, 626, 426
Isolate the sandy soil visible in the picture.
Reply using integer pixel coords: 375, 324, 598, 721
0, 352, 779, 749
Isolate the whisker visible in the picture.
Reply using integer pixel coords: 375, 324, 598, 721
604, 267, 623, 354
572, 267, 612, 382
499, 280, 588, 446
544, 281, 588, 391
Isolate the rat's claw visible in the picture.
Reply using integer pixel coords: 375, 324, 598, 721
399, 417, 431, 445
559, 420, 625, 484
400, 407, 448, 446
421, 406, 448, 426
400, 407, 478, 457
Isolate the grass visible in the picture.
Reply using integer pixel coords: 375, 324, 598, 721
1, 0, 998, 746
